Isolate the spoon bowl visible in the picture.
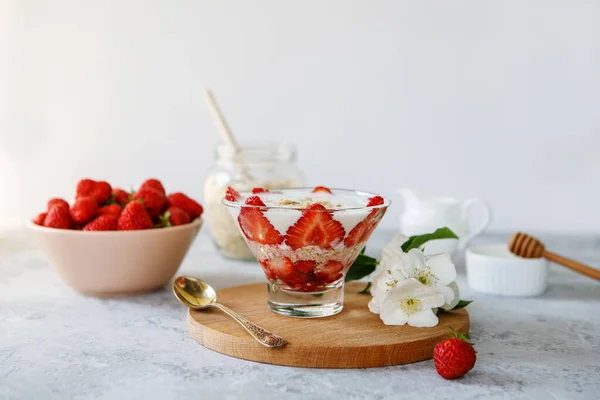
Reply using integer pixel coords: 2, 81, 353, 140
173, 276, 217, 309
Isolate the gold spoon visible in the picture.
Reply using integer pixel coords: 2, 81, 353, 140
172, 276, 287, 348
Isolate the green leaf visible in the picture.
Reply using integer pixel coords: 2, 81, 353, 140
451, 300, 473, 310
358, 282, 372, 294
401, 227, 459, 252
345, 248, 378, 282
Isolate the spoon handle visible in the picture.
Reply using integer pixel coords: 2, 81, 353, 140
211, 303, 287, 348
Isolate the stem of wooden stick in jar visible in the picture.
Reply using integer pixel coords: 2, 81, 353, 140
204, 89, 256, 185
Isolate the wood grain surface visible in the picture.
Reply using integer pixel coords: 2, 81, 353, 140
188, 281, 470, 368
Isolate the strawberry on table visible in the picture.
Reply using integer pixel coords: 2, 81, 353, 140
83, 215, 119, 231
284, 203, 345, 249
117, 201, 153, 231
166, 192, 203, 220
139, 178, 166, 195
98, 204, 122, 218
47, 198, 69, 210
434, 326, 477, 380
70, 197, 99, 224
44, 205, 73, 229
238, 197, 283, 245
312, 186, 332, 194
159, 207, 190, 227
315, 260, 344, 284
133, 187, 166, 219
252, 188, 270, 194
225, 186, 241, 202
33, 212, 47, 226
111, 188, 130, 207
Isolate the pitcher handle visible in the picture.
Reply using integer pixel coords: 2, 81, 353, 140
458, 198, 492, 251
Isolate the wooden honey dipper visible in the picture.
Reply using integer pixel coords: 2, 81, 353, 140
509, 232, 600, 281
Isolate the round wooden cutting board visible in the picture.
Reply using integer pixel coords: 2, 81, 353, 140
188, 281, 470, 369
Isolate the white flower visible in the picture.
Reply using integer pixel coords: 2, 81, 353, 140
367, 233, 460, 325
379, 278, 445, 327
398, 249, 457, 308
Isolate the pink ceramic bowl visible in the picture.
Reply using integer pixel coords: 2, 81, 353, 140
30, 218, 202, 297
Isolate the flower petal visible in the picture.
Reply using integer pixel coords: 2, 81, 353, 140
416, 289, 445, 309
436, 283, 456, 305
441, 281, 461, 311
426, 253, 457, 285
380, 302, 409, 326
368, 297, 382, 314
407, 309, 439, 327
397, 248, 427, 279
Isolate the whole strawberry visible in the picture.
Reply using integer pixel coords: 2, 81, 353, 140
434, 326, 476, 380
133, 187, 166, 218
33, 212, 47, 226
76, 179, 112, 205
83, 215, 118, 231
98, 204, 122, 218
111, 188, 130, 207
139, 178, 166, 195
70, 197, 99, 224
117, 201, 153, 230
159, 207, 190, 227
94, 181, 112, 204
44, 205, 73, 229
47, 198, 69, 210
166, 193, 203, 220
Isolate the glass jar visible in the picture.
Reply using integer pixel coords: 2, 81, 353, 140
204, 143, 304, 260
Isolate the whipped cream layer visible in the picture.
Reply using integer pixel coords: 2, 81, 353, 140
225, 188, 388, 236
229, 188, 388, 210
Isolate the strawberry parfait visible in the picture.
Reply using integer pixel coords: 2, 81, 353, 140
222, 186, 389, 317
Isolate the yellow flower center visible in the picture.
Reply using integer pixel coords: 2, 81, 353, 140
415, 265, 438, 286
400, 296, 423, 316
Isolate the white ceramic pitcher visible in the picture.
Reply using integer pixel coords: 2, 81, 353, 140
398, 189, 492, 253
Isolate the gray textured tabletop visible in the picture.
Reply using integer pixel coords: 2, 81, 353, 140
1, 229, 599, 400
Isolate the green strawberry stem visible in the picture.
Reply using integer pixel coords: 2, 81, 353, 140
448, 325, 473, 344
158, 211, 172, 228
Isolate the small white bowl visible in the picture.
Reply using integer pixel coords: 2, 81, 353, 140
466, 243, 548, 297
31, 218, 202, 297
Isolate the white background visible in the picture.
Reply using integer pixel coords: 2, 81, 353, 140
1, 0, 599, 233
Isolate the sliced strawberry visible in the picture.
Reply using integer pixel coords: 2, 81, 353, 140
259, 260, 277, 281
312, 186, 332, 194
238, 201, 283, 245
287, 260, 320, 289
245, 196, 266, 206
264, 257, 294, 279
225, 186, 241, 202
344, 208, 387, 246
252, 187, 270, 194
367, 195, 384, 207
264, 258, 318, 287
284, 204, 345, 249
315, 260, 344, 284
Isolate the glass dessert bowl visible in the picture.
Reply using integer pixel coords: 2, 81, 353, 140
222, 186, 390, 318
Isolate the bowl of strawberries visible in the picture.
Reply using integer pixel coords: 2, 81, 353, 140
30, 178, 203, 297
